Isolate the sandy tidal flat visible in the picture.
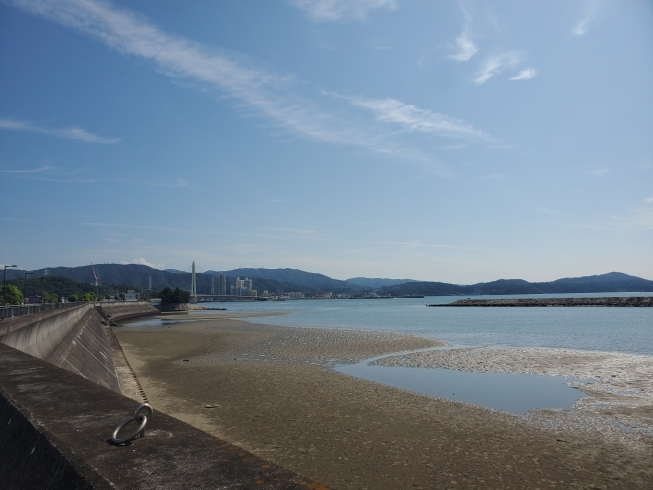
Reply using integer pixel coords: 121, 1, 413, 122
114, 314, 653, 489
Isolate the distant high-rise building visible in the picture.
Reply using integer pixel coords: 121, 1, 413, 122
232, 277, 253, 297
211, 276, 215, 294
219, 273, 226, 295
190, 261, 197, 299
148, 276, 152, 291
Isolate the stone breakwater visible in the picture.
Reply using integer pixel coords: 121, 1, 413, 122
428, 296, 653, 307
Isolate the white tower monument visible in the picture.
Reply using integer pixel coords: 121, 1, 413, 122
190, 261, 197, 302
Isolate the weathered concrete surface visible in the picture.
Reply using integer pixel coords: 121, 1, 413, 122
428, 296, 653, 307
0, 343, 329, 490
0, 305, 121, 394
0, 305, 87, 343
99, 302, 159, 322
106, 325, 148, 403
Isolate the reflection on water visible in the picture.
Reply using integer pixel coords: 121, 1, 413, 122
336, 357, 587, 413
195, 295, 653, 356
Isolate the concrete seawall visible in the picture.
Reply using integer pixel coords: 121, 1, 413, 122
0, 343, 328, 490
99, 302, 158, 321
0, 304, 121, 393
0, 302, 157, 399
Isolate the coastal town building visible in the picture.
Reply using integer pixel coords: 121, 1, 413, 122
219, 273, 226, 295
230, 277, 256, 297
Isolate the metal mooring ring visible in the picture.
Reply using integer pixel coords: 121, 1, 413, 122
110, 403, 153, 444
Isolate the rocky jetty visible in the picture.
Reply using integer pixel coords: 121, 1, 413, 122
428, 296, 653, 307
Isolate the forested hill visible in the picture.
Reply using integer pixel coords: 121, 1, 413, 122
346, 277, 415, 288
212, 268, 360, 293
376, 272, 653, 296
5, 266, 651, 296
4, 264, 359, 295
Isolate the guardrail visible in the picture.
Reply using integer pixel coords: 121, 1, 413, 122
0, 301, 151, 321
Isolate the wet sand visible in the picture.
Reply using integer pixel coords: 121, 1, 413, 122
375, 347, 653, 447
114, 314, 653, 489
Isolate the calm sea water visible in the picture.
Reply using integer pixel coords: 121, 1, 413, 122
194, 292, 653, 356
150, 293, 653, 412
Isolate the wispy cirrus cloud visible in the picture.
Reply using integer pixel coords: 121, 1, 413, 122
509, 68, 537, 81
7, 0, 446, 170
546, 207, 653, 231
448, 10, 478, 62
329, 93, 492, 142
0, 163, 95, 183
287, 0, 396, 21
0, 118, 119, 143
644, 197, 653, 204
572, 1, 602, 37
144, 178, 188, 188
473, 51, 525, 85
0, 164, 51, 173
589, 168, 609, 176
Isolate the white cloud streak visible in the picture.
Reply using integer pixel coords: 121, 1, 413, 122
287, 0, 396, 21
572, 0, 605, 36
448, 11, 477, 62
331, 93, 492, 142
589, 168, 609, 176
144, 178, 188, 188
473, 51, 525, 85
509, 68, 537, 81
0, 118, 119, 143
0, 164, 51, 173
120, 257, 165, 269
8, 0, 447, 169
645, 197, 653, 204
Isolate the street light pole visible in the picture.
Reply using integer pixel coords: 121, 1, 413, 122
24, 272, 34, 304
3, 264, 18, 307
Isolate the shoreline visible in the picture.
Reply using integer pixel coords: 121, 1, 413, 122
114, 314, 653, 489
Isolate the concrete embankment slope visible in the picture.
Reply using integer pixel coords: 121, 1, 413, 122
0, 301, 158, 400
99, 302, 158, 321
0, 304, 122, 393
0, 343, 329, 490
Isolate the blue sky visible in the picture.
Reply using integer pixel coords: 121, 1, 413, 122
1, 0, 652, 282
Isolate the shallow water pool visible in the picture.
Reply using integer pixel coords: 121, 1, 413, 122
336, 357, 587, 413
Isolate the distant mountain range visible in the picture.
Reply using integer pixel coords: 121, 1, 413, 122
207, 268, 358, 293
346, 277, 416, 289
376, 272, 653, 296
4, 266, 652, 296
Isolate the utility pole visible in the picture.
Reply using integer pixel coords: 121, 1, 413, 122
3, 264, 18, 307
24, 272, 34, 303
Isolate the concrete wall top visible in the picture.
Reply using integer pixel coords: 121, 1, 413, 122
99, 303, 158, 321
0, 304, 87, 337
0, 344, 329, 490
